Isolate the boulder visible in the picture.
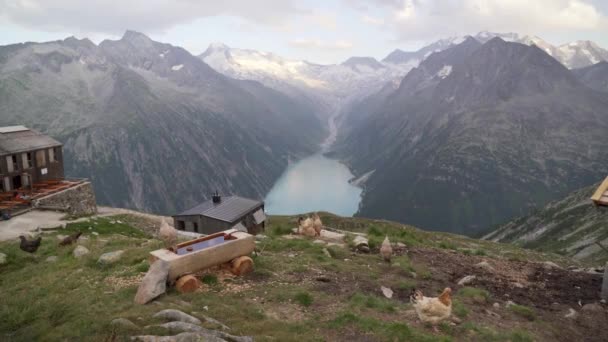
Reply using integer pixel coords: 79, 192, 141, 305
148, 323, 253, 342
564, 308, 578, 319
73, 245, 90, 258
153, 309, 201, 325
381, 286, 393, 299
457, 275, 476, 286
98, 250, 124, 265
581, 303, 604, 313
111, 318, 139, 330
0, 252, 6, 265
353, 236, 370, 253
475, 261, 495, 273
134, 260, 169, 304
132, 332, 226, 342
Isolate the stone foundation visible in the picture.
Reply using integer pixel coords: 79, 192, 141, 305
32, 182, 97, 216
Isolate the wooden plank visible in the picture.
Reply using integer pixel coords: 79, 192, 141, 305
150, 230, 255, 282
591, 176, 608, 201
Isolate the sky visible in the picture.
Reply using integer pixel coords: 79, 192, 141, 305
0, 0, 607, 64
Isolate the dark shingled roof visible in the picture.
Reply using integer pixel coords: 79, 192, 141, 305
0, 127, 62, 156
175, 196, 263, 223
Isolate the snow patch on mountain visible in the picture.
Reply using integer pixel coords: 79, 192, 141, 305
436, 65, 452, 79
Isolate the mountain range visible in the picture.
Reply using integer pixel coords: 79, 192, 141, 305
333, 37, 608, 235
0, 31, 324, 214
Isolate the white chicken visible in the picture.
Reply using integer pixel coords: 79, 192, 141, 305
380, 235, 393, 263
159, 218, 177, 248
298, 216, 316, 237
410, 288, 452, 328
311, 213, 323, 237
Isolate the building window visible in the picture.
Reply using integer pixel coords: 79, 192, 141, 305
22, 152, 33, 169
11, 155, 18, 172
176, 220, 185, 231
53, 147, 60, 162
36, 150, 46, 167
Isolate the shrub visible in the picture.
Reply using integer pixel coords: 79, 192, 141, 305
294, 292, 313, 307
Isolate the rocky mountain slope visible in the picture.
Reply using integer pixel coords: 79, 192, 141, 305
484, 183, 608, 264
573, 61, 608, 92
334, 37, 608, 235
0, 31, 324, 214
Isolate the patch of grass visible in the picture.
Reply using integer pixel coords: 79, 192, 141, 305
294, 291, 313, 307
412, 263, 432, 280
452, 299, 469, 318
326, 245, 348, 259
458, 287, 490, 303
267, 224, 293, 237
473, 249, 487, 256
201, 274, 218, 286
439, 241, 457, 250
349, 292, 395, 313
509, 304, 536, 321
397, 279, 417, 292
64, 217, 149, 238
459, 322, 534, 341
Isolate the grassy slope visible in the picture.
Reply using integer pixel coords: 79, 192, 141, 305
0, 213, 600, 341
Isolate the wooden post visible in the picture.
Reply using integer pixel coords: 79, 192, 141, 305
602, 261, 608, 301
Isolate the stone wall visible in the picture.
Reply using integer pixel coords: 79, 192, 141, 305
32, 182, 97, 216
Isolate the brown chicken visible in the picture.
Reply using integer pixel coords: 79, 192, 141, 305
59, 231, 82, 246
19, 235, 42, 253
380, 235, 393, 263
410, 288, 452, 328
311, 213, 323, 237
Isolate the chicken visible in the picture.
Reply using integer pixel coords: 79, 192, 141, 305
311, 213, 323, 237
159, 218, 177, 248
297, 216, 316, 237
380, 235, 393, 263
410, 288, 452, 327
19, 235, 42, 253
59, 231, 82, 246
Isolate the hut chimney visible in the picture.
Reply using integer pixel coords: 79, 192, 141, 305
212, 191, 221, 204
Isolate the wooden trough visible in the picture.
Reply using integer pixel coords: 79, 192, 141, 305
591, 176, 608, 207
149, 229, 255, 283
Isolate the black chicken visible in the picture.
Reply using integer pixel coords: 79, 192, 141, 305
59, 231, 82, 246
19, 235, 42, 253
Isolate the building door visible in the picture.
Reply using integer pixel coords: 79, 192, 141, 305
22, 174, 30, 188
12, 175, 22, 189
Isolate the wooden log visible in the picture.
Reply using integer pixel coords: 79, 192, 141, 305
230, 256, 254, 276
175, 275, 202, 293
591, 176, 608, 203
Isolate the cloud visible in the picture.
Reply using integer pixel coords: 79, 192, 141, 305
371, 0, 608, 41
361, 15, 385, 26
0, 0, 306, 35
289, 38, 353, 50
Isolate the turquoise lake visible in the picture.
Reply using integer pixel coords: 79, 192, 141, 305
264, 153, 362, 217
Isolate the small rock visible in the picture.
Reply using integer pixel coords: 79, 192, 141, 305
88, 226, 92, 230
134, 260, 169, 305
513, 282, 524, 289
410, 272, 418, 279
564, 308, 578, 319
505, 300, 515, 308
203, 306, 209, 311
56, 234, 67, 241
92, 232, 99, 236
111, 317, 138, 330
323, 248, 331, 258
396, 242, 406, 248
313, 239, 327, 245
117, 220, 123, 224
475, 261, 495, 273
288, 253, 296, 258
581, 303, 603, 312
493, 302, 500, 309
485, 309, 501, 318
0, 252, 7, 265
153, 309, 201, 325
98, 250, 124, 265
153, 321, 203, 333
110, 221, 116, 224
46, 256, 58, 262
381, 286, 393, 299
457, 275, 476, 286
255, 234, 267, 241
73, 245, 90, 258
542, 261, 562, 270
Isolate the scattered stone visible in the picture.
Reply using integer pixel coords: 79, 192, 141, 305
323, 248, 331, 258
485, 309, 501, 318
88, 226, 93, 230
46, 256, 58, 262
110, 221, 116, 224
147, 323, 253, 342
564, 308, 578, 319
513, 282, 524, 289
288, 253, 296, 258
0, 252, 6, 265
98, 250, 124, 265
410, 272, 418, 279
396, 242, 406, 248
313, 239, 327, 245
203, 306, 209, 311
581, 303, 603, 313
92, 232, 99, 236
493, 302, 500, 309
353, 236, 370, 253
132, 332, 226, 342
542, 261, 562, 270
475, 261, 495, 273
200, 314, 231, 331
457, 275, 476, 286
381, 286, 393, 299
56, 234, 67, 241
73, 245, 90, 258
111, 318, 139, 330
505, 300, 515, 308
153, 309, 201, 325
255, 234, 267, 241
134, 260, 169, 305
117, 220, 123, 224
